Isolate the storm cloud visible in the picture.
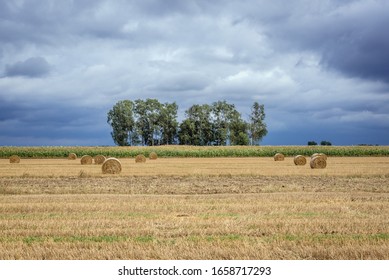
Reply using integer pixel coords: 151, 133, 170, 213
0, 0, 388, 146
5, 57, 51, 77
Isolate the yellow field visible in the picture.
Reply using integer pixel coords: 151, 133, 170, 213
1, 157, 389, 177
0, 157, 388, 260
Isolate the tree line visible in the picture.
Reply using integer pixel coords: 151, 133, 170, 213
107, 99, 267, 146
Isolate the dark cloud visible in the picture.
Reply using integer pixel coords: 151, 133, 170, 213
261, 0, 389, 83
319, 3, 389, 83
0, 0, 388, 146
0, 99, 112, 146
321, 33, 389, 82
5, 57, 51, 78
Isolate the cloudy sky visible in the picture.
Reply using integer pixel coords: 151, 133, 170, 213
1, 0, 388, 146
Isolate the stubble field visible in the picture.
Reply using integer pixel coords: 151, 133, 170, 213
0, 156, 388, 259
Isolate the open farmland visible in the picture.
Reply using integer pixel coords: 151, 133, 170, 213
1, 157, 389, 178
0, 146, 388, 260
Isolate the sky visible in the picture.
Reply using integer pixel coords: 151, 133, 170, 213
1, 0, 388, 146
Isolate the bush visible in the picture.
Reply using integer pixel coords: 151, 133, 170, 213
320, 141, 332, 146
307, 141, 317, 146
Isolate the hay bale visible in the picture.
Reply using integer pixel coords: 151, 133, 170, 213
294, 155, 307, 166
319, 153, 328, 160
149, 152, 158, 160
311, 153, 327, 160
9, 155, 20, 163
94, 155, 106, 165
80, 155, 93, 165
310, 156, 327, 169
68, 153, 77, 160
274, 153, 285, 161
135, 154, 147, 163
102, 158, 122, 174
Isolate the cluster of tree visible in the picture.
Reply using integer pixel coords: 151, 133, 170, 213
307, 140, 332, 146
107, 99, 267, 146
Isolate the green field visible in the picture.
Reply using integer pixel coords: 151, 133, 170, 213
1, 145, 389, 158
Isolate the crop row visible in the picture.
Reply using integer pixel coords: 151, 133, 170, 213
1, 145, 389, 158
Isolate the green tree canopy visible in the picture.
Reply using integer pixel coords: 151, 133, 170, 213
248, 102, 268, 145
108, 99, 267, 146
178, 104, 213, 146
107, 100, 136, 146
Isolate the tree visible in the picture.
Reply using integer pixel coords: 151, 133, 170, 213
108, 98, 179, 146
211, 100, 244, 146
179, 101, 250, 146
320, 140, 332, 146
159, 102, 179, 145
107, 100, 137, 146
230, 119, 250, 145
211, 101, 233, 146
248, 102, 267, 145
178, 119, 197, 145
108, 99, 267, 146
134, 99, 162, 146
178, 104, 213, 145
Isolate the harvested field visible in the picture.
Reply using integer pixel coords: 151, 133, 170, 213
0, 156, 388, 260
0, 157, 388, 177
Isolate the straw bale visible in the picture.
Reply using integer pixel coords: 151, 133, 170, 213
310, 156, 327, 169
135, 154, 147, 163
149, 152, 158, 160
274, 153, 285, 161
294, 155, 307, 166
94, 155, 106, 165
102, 158, 122, 174
80, 155, 93, 165
311, 153, 327, 160
68, 153, 77, 160
9, 155, 20, 163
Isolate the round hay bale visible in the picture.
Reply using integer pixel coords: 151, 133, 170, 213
135, 154, 147, 163
294, 155, 307, 166
274, 153, 285, 161
94, 155, 106, 165
9, 155, 20, 163
102, 158, 122, 174
310, 156, 327, 169
311, 153, 327, 160
68, 153, 77, 160
80, 155, 93, 165
149, 152, 158, 160
319, 153, 327, 160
